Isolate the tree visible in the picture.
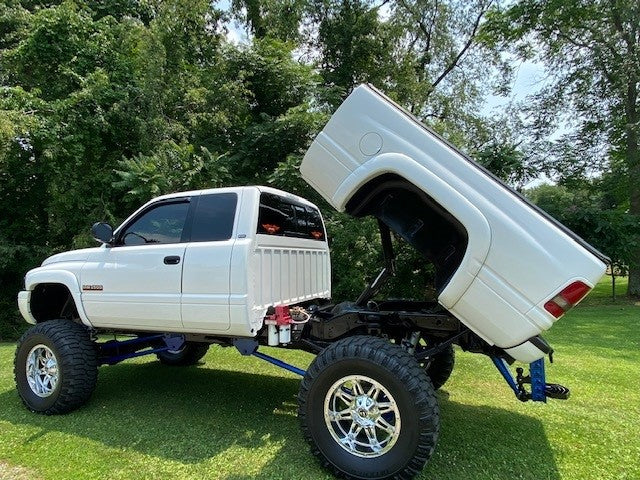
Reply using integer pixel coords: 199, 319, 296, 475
231, 0, 306, 41
486, 0, 640, 297
527, 182, 640, 299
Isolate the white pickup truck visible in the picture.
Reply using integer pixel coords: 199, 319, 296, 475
14, 84, 607, 480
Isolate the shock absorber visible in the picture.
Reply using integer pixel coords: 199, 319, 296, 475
402, 331, 421, 354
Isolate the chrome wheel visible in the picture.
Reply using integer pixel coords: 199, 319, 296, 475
25, 344, 59, 398
324, 374, 401, 458
166, 345, 186, 355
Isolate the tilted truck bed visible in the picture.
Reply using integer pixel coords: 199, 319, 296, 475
301, 84, 608, 362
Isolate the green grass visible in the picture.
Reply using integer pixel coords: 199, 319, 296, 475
1, 281, 639, 480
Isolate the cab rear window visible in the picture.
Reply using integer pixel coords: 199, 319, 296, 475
257, 193, 325, 241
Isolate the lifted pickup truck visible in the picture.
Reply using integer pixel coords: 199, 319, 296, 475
15, 84, 608, 480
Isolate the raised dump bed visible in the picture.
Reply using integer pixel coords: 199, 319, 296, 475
301, 83, 608, 362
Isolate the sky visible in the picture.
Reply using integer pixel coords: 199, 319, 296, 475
484, 60, 547, 114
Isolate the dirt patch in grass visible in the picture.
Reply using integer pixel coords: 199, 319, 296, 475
0, 461, 41, 480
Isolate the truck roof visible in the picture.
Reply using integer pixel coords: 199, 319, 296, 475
150, 185, 320, 209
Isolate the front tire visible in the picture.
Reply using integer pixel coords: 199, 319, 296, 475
299, 336, 439, 480
14, 320, 98, 414
156, 342, 209, 366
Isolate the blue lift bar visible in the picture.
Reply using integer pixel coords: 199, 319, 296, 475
252, 351, 307, 377
491, 356, 550, 402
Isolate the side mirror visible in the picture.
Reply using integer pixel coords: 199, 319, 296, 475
91, 222, 114, 245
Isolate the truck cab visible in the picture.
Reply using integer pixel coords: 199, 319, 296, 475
18, 186, 330, 338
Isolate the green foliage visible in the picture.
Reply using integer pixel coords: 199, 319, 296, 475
526, 183, 640, 289
475, 141, 529, 187
114, 142, 232, 208
314, 0, 394, 94
484, 0, 640, 296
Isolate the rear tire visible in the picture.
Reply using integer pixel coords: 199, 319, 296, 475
422, 344, 455, 391
14, 320, 98, 414
299, 336, 439, 480
156, 342, 209, 366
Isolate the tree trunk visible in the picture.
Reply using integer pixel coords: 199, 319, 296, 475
626, 77, 640, 298
612, 274, 616, 300
244, 0, 266, 38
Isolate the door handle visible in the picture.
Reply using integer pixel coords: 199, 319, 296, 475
164, 255, 181, 265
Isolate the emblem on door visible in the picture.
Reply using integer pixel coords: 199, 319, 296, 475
82, 284, 104, 291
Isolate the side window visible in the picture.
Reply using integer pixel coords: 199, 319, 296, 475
121, 201, 189, 246
257, 193, 325, 241
190, 193, 238, 242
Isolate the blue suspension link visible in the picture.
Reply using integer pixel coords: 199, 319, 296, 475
252, 351, 306, 376
491, 356, 521, 396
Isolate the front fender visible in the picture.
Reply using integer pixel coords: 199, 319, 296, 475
23, 269, 93, 327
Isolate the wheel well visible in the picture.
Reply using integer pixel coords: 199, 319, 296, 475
30, 283, 79, 323
344, 173, 468, 291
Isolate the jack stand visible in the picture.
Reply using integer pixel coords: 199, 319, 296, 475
517, 359, 546, 402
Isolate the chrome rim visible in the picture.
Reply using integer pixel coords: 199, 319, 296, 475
166, 346, 185, 355
26, 344, 59, 398
324, 375, 401, 458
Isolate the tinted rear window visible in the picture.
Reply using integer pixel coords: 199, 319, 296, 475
257, 193, 325, 241
190, 193, 237, 242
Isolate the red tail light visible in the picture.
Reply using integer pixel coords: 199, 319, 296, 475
544, 281, 591, 318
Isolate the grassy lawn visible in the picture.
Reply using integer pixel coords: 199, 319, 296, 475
0, 279, 638, 480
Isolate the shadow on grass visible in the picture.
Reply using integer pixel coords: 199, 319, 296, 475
0, 362, 559, 479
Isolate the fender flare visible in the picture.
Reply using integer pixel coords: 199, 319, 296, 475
332, 152, 492, 308
25, 269, 93, 327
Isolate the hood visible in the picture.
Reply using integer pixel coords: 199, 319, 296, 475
42, 247, 102, 266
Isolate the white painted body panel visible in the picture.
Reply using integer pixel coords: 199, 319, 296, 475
181, 239, 234, 332
23, 264, 94, 327
250, 234, 331, 319
18, 291, 34, 324
80, 243, 186, 330
18, 186, 331, 338
301, 84, 607, 362
180, 188, 244, 333
227, 187, 331, 336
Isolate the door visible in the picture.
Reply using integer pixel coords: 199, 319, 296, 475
81, 198, 191, 330
181, 192, 239, 332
